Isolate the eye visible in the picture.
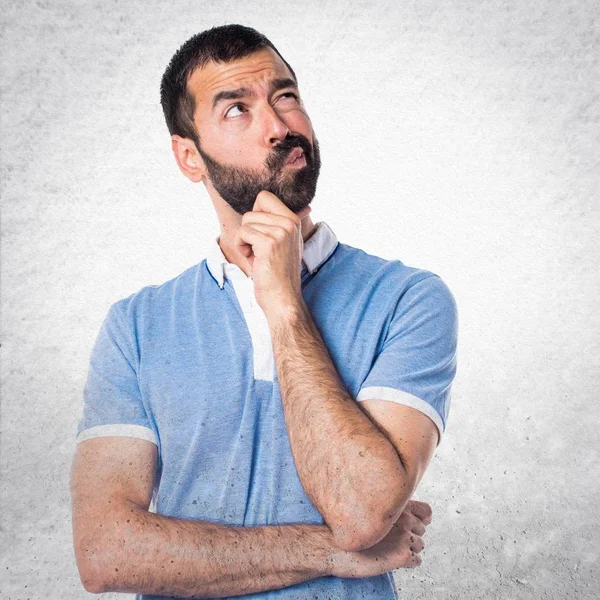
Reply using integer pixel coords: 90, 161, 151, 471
278, 92, 299, 102
225, 103, 246, 118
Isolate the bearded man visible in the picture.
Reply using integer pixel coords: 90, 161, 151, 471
71, 23, 458, 600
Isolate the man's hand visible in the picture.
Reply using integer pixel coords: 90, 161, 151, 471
327, 500, 432, 578
235, 190, 311, 320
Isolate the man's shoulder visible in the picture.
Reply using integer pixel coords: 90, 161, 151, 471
334, 240, 441, 291
110, 260, 205, 319
334, 241, 457, 330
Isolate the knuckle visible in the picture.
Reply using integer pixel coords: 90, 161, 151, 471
409, 514, 422, 530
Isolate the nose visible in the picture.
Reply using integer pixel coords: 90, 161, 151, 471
261, 104, 290, 147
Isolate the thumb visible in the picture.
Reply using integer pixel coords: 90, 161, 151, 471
408, 500, 433, 525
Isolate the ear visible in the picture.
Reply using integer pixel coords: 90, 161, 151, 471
171, 135, 206, 183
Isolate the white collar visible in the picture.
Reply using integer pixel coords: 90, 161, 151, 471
206, 220, 339, 289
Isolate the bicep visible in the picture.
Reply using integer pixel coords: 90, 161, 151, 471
71, 436, 157, 509
70, 436, 158, 586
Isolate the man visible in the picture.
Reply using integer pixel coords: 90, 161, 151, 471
70, 24, 458, 599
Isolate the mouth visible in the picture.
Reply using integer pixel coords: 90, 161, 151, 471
285, 147, 306, 167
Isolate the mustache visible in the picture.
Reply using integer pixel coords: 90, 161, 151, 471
266, 134, 313, 171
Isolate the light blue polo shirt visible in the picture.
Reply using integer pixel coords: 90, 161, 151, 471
76, 220, 458, 600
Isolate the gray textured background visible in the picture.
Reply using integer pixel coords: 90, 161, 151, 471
1, 0, 599, 598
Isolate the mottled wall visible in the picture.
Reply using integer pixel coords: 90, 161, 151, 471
1, 0, 598, 598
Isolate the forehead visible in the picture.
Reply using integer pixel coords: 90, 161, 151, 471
187, 47, 295, 109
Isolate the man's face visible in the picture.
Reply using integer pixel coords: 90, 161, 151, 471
187, 47, 321, 215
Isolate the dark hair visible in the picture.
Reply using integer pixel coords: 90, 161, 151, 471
160, 24, 297, 151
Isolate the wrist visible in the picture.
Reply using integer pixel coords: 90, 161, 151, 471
265, 295, 306, 329
304, 524, 339, 577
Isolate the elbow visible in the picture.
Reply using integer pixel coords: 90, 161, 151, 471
73, 528, 114, 593
73, 504, 140, 593
332, 516, 392, 553
81, 574, 106, 595
332, 491, 411, 552
75, 546, 108, 594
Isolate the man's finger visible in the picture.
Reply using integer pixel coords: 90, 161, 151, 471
242, 211, 298, 230
411, 520, 426, 536
253, 190, 300, 223
408, 500, 433, 524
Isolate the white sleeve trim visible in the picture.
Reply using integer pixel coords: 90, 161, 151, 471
356, 386, 444, 444
76, 424, 159, 447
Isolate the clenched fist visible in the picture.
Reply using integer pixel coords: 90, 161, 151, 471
235, 190, 311, 321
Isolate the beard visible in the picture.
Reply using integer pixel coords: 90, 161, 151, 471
196, 132, 321, 216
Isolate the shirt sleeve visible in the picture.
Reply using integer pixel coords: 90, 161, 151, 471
76, 301, 158, 447
356, 274, 458, 446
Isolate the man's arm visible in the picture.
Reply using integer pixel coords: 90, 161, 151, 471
71, 436, 335, 596
268, 301, 411, 553
235, 193, 456, 556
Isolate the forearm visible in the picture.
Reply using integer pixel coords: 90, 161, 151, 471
87, 502, 335, 596
268, 300, 406, 549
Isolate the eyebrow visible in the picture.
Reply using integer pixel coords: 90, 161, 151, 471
211, 77, 298, 111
